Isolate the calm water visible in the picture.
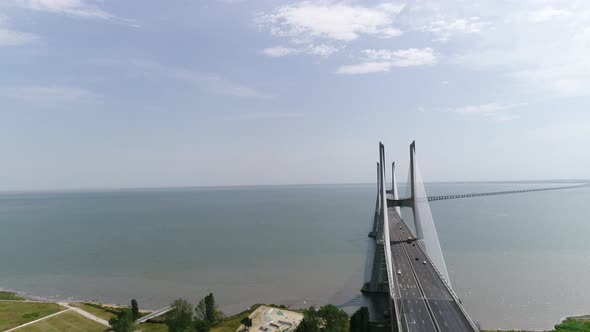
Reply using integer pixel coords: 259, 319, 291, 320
1, 183, 589, 330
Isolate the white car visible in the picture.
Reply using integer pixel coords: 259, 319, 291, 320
397, 269, 402, 275
423, 261, 427, 265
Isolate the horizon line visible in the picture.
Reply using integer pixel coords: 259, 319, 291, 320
1, 178, 589, 194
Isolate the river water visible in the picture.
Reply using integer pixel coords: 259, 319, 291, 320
0, 183, 589, 330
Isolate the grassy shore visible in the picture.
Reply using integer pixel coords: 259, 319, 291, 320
69, 302, 120, 321
0, 290, 26, 301
0, 301, 64, 331
15, 310, 106, 332
137, 322, 169, 332
4, 289, 590, 332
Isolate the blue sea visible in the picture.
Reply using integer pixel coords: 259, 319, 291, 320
1, 183, 589, 330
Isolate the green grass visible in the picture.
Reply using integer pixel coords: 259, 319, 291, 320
210, 304, 261, 332
137, 322, 169, 332
15, 310, 107, 332
0, 291, 26, 300
481, 319, 590, 332
0, 302, 63, 330
552, 318, 590, 331
69, 302, 120, 321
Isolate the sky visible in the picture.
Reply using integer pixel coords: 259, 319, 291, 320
1, 0, 590, 190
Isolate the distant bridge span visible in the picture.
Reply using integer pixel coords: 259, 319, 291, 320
387, 183, 588, 202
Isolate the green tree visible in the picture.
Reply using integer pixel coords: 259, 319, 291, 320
194, 319, 211, 332
296, 307, 320, 332
195, 297, 207, 321
166, 299, 194, 332
553, 318, 590, 331
131, 299, 140, 321
349, 307, 369, 332
205, 293, 215, 322
194, 293, 223, 324
240, 317, 253, 331
318, 305, 349, 332
109, 310, 136, 332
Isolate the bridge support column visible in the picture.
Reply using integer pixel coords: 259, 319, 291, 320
362, 150, 389, 294
391, 162, 401, 216
410, 141, 424, 240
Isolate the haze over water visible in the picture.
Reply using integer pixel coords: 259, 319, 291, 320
1, 183, 589, 330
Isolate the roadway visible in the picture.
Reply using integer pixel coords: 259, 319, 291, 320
387, 208, 476, 332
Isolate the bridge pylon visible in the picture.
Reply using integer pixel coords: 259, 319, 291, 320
366, 141, 453, 291
409, 141, 424, 240
362, 154, 389, 294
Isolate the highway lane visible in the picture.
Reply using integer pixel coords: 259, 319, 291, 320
388, 211, 437, 332
389, 209, 476, 332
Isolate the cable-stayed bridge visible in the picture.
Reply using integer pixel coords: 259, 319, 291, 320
360, 142, 589, 331
362, 142, 479, 332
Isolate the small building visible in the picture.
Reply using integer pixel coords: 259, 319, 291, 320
241, 305, 304, 332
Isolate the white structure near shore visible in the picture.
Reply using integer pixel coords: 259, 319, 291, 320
240, 305, 304, 332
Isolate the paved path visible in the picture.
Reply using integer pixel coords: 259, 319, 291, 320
135, 306, 172, 324
3, 308, 71, 332
57, 302, 111, 327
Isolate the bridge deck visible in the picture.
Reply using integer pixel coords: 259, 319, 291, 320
387, 208, 476, 332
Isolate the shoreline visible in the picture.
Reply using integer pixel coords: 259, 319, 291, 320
3, 287, 588, 332
0, 287, 155, 311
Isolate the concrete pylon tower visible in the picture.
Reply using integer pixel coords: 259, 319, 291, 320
369, 162, 381, 236
410, 141, 424, 240
361, 147, 389, 294
391, 162, 401, 216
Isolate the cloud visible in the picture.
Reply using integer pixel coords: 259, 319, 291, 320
0, 85, 99, 103
262, 46, 299, 57
526, 122, 590, 143
257, 2, 404, 57
0, 28, 38, 46
421, 16, 487, 42
12, 0, 114, 19
222, 85, 274, 100
454, 2, 590, 97
336, 48, 436, 74
0, 13, 38, 46
336, 61, 393, 75
261, 44, 337, 58
378, 26, 403, 38
216, 0, 248, 3
92, 59, 274, 100
529, 7, 573, 22
363, 48, 436, 66
449, 102, 527, 121
134, 60, 274, 99
257, 2, 405, 41
10, 0, 136, 25
307, 44, 338, 57
224, 111, 304, 120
